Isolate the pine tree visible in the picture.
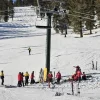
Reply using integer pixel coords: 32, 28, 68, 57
9, 0, 14, 9
95, 0, 100, 27
0, 0, 9, 22
84, 0, 95, 34
14, 0, 23, 6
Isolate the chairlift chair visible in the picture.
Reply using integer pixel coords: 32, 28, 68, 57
35, 17, 52, 29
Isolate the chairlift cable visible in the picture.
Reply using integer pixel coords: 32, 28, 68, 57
72, 11, 95, 17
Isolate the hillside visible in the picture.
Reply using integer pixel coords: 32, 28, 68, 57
0, 6, 100, 100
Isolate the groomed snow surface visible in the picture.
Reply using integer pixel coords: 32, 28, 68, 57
0, 6, 100, 100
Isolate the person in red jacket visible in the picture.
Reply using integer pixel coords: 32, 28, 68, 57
72, 73, 78, 81
75, 66, 81, 73
30, 71, 35, 84
18, 72, 22, 87
48, 71, 53, 83
56, 71, 61, 84
76, 70, 82, 82
21, 72, 24, 87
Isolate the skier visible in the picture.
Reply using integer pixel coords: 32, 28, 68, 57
48, 71, 53, 83
0, 70, 4, 85
75, 66, 81, 73
24, 71, 29, 86
21, 72, 24, 87
76, 69, 82, 82
18, 72, 22, 87
39, 68, 44, 83
30, 71, 35, 84
28, 47, 31, 55
56, 71, 61, 84
72, 73, 78, 81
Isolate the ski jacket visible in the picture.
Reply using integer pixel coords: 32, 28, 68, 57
0, 72, 4, 76
30, 73, 34, 79
0, 72, 4, 79
48, 73, 53, 79
21, 73, 24, 81
76, 70, 82, 78
24, 72, 29, 79
72, 74, 78, 81
24, 72, 29, 77
28, 48, 31, 51
18, 73, 22, 81
73, 75, 78, 81
56, 72, 61, 79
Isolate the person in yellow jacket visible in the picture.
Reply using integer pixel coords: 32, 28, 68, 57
24, 71, 29, 86
0, 70, 4, 85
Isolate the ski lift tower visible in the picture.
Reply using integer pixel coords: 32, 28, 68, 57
36, 0, 68, 76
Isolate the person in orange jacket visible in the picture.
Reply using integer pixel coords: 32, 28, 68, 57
56, 71, 61, 84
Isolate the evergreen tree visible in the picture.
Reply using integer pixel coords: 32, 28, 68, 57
14, 0, 23, 6
8, 0, 14, 21
95, 0, 100, 27
9, 0, 14, 9
84, 0, 95, 34
0, 0, 9, 22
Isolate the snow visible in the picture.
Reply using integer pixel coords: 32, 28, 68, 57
0, 6, 100, 100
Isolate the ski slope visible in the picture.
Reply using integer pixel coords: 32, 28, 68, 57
0, 6, 100, 100
0, 6, 50, 39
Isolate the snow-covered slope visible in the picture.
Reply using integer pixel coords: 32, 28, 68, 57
0, 6, 100, 100
0, 6, 49, 39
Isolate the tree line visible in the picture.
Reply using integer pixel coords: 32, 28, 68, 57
1, 0, 100, 37
14, 0, 37, 6
36, 0, 100, 37
51, 0, 100, 37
